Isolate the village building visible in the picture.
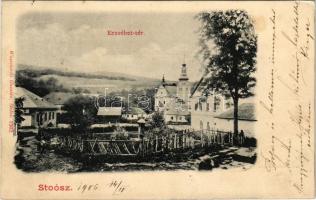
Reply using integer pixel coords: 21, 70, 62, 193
154, 63, 192, 124
15, 87, 58, 128
163, 100, 190, 124
97, 107, 122, 123
122, 107, 147, 122
214, 103, 256, 137
189, 78, 256, 137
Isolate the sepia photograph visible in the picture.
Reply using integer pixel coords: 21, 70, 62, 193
14, 11, 257, 172
1, 1, 314, 199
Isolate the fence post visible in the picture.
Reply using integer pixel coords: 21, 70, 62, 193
166, 135, 169, 151
182, 133, 185, 149
142, 138, 145, 156
147, 139, 150, 155
155, 136, 158, 152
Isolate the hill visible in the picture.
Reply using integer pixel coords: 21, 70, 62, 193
16, 64, 161, 96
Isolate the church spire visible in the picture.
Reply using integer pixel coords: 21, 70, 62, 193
179, 63, 189, 81
162, 74, 165, 83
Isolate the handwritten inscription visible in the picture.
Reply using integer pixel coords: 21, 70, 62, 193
262, 136, 291, 172
262, 1, 313, 194
259, 9, 276, 130
300, 20, 314, 59
77, 180, 128, 195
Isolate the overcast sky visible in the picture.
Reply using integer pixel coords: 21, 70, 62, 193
17, 12, 205, 81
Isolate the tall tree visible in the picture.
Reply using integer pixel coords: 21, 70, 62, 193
197, 10, 257, 134
64, 95, 97, 136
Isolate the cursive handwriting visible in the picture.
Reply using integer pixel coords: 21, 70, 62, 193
262, 135, 291, 172
265, 1, 313, 194
259, 9, 276, 131
300, 20, 314, 59
281, 1, 299, 48
76, 180, 128, 195
107, 180, 129, 195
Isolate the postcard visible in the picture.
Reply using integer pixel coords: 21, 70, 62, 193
0, 1, 314, 199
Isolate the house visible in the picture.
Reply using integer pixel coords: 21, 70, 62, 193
190, 77, 233, 132
122, 107, 147, 122
189, 77, 256, 136
97, 107, 122, 123
163, 100, 190, 124
214, 103, 256, 137
15, 87, 58, 128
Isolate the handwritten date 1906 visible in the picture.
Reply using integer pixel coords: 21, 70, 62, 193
77, 180, 128, 195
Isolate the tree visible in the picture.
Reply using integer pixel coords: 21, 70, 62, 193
63, 95, 97, 136
15, 97, 25, 136
197, 10, 257, 134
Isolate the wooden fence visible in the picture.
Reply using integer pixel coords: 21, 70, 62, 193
56, 130, 245, 157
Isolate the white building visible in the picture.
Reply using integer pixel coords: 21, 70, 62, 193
122, 107, 147, 122
190, 77, 232, 131
15, 87, 58, 128
214, 103, 256, 137
189, 77, 256, 137
154, 63, 192, 124
163, 100, 190, 124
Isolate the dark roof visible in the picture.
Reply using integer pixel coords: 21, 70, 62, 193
15, 87, 57, 109
97, 107, 122, 116
215, 103, 256, 121
44, 92, 77, 105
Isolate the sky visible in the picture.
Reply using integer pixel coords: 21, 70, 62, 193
17, 12, 205, 81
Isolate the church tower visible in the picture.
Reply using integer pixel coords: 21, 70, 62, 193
177, 63, 191, 103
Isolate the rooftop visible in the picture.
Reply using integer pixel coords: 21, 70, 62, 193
97, 107, 122, 116
215, 103, 256, 121
15, 87, 57, 109
125, 107, 146, 115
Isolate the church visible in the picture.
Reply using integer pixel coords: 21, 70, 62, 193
154, 63, 192, 124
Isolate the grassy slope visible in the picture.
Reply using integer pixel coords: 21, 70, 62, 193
18, 64, 161, 93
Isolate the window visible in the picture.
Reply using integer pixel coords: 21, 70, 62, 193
195, 103, 198, 111
214, 97, 221, 112
52, 112, 55, 119
44, 113, 47, 121
48, 112, 51, 120
179, 116, 182, 120
171, 116, 174, 120
225, 101, 232, 109
24, 109, 29, 114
